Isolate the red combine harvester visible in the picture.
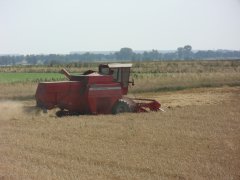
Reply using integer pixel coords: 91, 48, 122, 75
35, 63, 161, 116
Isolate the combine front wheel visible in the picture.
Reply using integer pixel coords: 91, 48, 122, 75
112, 99, 130, 114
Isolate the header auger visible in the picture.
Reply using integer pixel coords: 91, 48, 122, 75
35, 63, 162, 116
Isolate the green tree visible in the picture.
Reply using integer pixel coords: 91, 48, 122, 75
177, 45, 193, 60
183, 45, 193, 60
115, 47, 135, 60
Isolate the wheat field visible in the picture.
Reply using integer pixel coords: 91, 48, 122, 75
0, 86, 239, 179
0, 60, 240, 179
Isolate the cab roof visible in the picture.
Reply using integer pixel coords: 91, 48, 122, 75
100, 63, 132, 68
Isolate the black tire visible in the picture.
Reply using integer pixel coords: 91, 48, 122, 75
56, 110, 64, 117
112, 99, 130, 114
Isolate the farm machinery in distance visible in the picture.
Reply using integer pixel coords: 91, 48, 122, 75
35, 63, 161, 116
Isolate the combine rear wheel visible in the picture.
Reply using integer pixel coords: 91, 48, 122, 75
112, 99, 131, 114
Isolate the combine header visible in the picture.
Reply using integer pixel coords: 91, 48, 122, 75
35, 63, 161, 116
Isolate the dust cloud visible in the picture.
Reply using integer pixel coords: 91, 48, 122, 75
0, 100, 46, 120
0, 101, 24, 120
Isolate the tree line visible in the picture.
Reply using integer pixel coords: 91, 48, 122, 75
1, 45, 240, 66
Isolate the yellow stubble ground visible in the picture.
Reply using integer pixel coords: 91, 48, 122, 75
0, 86, 239, 179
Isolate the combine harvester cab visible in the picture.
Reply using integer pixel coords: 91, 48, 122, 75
35, 63, 161, 116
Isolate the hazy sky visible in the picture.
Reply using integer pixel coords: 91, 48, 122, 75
1, 0, 240, 54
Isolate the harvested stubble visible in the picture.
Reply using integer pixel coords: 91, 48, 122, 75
0, 87, 239, 179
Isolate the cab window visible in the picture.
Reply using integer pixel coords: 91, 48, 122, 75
111, 68, 121, 82
122, 68, 130, 87
100, 67, 109, 75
